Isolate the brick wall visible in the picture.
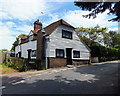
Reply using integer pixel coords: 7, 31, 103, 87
48, 58, 90, 68
49, 58, 66, 68
72, 60, 89, 66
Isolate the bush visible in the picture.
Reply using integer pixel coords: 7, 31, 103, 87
90, 44, 119, 62
5, 61, 16, 69
5, 57, 27, 72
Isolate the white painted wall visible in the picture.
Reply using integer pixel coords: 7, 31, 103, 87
48, 25, 90, 60
15, 40, 37, 58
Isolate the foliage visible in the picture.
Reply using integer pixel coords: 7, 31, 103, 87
1, 49, 8, 52
114, 45, 120, 49
74, 1, 120, 21
0, 63, 18, 74
76, 25, 120, 47
76, 25, 108, 46
4, 57, 27, 72
108, 31, 120, 47
89, 44, 119, 62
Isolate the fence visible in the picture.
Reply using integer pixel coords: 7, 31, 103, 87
0, 51, 8, 64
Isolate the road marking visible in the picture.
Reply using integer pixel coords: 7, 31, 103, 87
0, 86, 6, 89
12, 80, 25, 85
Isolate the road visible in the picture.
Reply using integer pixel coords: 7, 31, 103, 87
1, 61, 119, 94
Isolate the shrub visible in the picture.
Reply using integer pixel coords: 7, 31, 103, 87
90, 44, 119, 62
5, 57, 27, 72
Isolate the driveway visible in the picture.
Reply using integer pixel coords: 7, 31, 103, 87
1, 61, 119, 94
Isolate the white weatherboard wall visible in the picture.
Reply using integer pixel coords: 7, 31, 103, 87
48, 25, 90, 60
15, 40, 37, 58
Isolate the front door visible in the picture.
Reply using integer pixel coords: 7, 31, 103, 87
66, 48, 72, 65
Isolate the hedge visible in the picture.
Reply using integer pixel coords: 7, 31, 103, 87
89, 44, 119, 62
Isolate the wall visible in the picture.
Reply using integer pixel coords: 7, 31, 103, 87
47, 25, 90, 60
91, 57, 99, 63
0, 51, 3, 64
49, 57, 66, 68
15, 40, 37, 58
0, 51, 6, 64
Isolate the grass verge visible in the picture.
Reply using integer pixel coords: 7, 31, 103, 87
0, 64, 18, 74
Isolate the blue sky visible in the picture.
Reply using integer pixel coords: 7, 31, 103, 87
0, 0, 118, 50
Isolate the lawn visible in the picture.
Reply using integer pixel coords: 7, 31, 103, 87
0, 64, 18, 74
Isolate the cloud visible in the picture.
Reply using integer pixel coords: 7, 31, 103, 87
42, 10, 118, 31
0, 0, 48, 21
0, 1, 118, 50
0, 23, 16, 50
16, 25, 33, 34
0, 0, 52, 50
0, 21, 32, 50
62, 10, 118, 29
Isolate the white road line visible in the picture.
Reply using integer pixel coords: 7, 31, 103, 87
12, 80, 25, 85
0, 86, 6, 89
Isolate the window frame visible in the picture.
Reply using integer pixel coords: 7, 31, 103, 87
62, 30, 73, 39
31, 50, 36, 57
73, 50, 80, 58
56, 49, 64, 58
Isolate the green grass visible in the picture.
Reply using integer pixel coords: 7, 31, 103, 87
0, 64, 18, 74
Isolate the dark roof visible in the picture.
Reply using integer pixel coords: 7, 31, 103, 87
44, 19, 75, 35
19, 36, 28, 39
21, 19, 75, 43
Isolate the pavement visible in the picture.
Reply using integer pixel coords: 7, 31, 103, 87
1, 60, 119, 94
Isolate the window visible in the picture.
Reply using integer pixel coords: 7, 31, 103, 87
31, 50, 36, 57
62, 30, 72, 39
29, 35, 33, 41
73, 51, 80, 58
56, 49, 64, 58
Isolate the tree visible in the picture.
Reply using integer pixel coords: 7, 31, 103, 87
11, 34, 28, 51
108, 31, 120, 47
76, 25, 108, 46
74, 1, 120, 21
1, 49, 8, 52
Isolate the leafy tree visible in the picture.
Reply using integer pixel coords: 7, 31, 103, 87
76, 25, 108, 46
74, 1, 120, 21
108, 31, 120, 47
1, 49, 8, 52
11, 34, 28, 51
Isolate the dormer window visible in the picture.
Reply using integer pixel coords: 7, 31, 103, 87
29, 35, 33, 41
62, 30, 72, 39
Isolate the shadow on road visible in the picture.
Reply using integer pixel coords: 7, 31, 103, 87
2, 62, 119, 94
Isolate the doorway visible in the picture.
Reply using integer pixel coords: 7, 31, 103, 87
66, 48, 72, 65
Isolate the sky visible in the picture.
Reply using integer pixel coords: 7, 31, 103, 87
0, 0, 118, 50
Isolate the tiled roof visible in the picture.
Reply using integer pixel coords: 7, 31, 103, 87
19, 36, 28, 39
20, 19, 75, 44
44, 19, 75, 35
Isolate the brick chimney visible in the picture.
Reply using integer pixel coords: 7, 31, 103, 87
34, 19, 42, 32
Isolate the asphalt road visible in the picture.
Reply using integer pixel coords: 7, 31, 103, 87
1, 61, 119, 94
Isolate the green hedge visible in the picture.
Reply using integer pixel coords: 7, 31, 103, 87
89, 44, 119, 62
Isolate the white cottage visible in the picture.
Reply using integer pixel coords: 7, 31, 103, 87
15, 19, 91, 68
